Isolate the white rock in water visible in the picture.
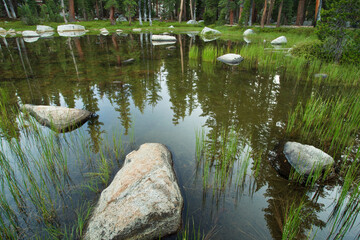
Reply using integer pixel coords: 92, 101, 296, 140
23, 37, 39, 43
169, 25, 174, 28
0, 27, 6, 33
132, 28, 142, 32
187, 20, 197, 24
84, 143, 183, 240
100, 28, 109, 35
7, 28, 15, 33
21, 104, 92, 132
200, 27, 221, 35
152, 41, 176, 46
271, 36, 287, 45
243, 29, 254, 36
116, 29, 123, 34
39, 32, 55, 38
57, 24, 85, 32
58, 31, 86, 37
152, 35, 177, 41
22, 30, 40, 37
36, 25, 54, 33
283, 142, 334, 176
217, 53, 244, 65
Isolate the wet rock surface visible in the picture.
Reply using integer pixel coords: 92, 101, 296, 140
84, 143, 183, 240
283, 142, 334, 176
21, 104, 92, 132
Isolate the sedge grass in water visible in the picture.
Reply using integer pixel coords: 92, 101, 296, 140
0, 103, 129, 239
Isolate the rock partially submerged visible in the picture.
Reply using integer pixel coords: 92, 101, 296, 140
271, 36, 287, 45
85, 143, 183, 240
151, 35, 177, 41
243, 29, 254, 36
200, 27, 221, 36
0, 27, 6, 33
58, 31, 86, 37
217, 53, 244, 65
100, 28, 109, 35
22, 31, 40, 37
36, 25, 54, 33
21, 104, 92, 132
283, 142, 334, 176
57, 24, 85, 32
132, 28, 142, 32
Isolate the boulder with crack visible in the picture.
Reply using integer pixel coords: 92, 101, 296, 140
84, 143, 183, 240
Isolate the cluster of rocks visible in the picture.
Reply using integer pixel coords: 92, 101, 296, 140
21, 103, 183, 239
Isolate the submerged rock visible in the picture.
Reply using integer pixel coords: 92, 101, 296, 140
84, 143, 183, 240
283, 142, 334, 176
200, 27, 221, 36
243, 29, 254, 36
152, 35, 177, 41
217, 53, 244, 65
271, 36, 287, 45
21, 104, 92, 132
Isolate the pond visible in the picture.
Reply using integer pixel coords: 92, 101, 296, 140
0, 33, 358, 239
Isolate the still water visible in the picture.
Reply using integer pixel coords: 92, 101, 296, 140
0, 33, 357, 239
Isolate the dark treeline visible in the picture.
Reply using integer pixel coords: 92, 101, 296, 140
1, 0, 356, 27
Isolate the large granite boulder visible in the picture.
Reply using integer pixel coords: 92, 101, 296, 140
21, 104, 92, 132
36, 25, 54, 33
57, 24, 85, 32
85, 143, 183, 240
151, 35, 177, 41
217, 53, 244, 65
243, 29, 254, 36
271, 36, 287, 45
283, 142, 334, 176
200, 27, 221, 36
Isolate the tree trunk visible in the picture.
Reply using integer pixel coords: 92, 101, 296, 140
148, 0, 152, 25
260, 0, 268, 28
266, 0, 274, 25
69, 0, 75, 22
276, 0, 283, 27
248, 0, 253, 26
110, 6, 115, 25
60, 0, 68, 23
179, 0, 184, 23
128, 6, 132, 25
189, 0, 194, 20
7, 0, 16, 18
144, 0, 147, 21
95, 0, 100, 19
295, 0, 305, 26
238, 3, 243, 24
2, 0, 12, 19
156, 0, 158, 17
139, 0, 143, 25
314, 0, 322, 26
194, 0, 196, 19
229, 0, 234, 25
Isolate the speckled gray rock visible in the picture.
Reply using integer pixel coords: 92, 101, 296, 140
283, 142, 334, 176
21, 104, 92, 132
84, 143, 183, 240
271, 36, 287, 45
217, 53, 244, 65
